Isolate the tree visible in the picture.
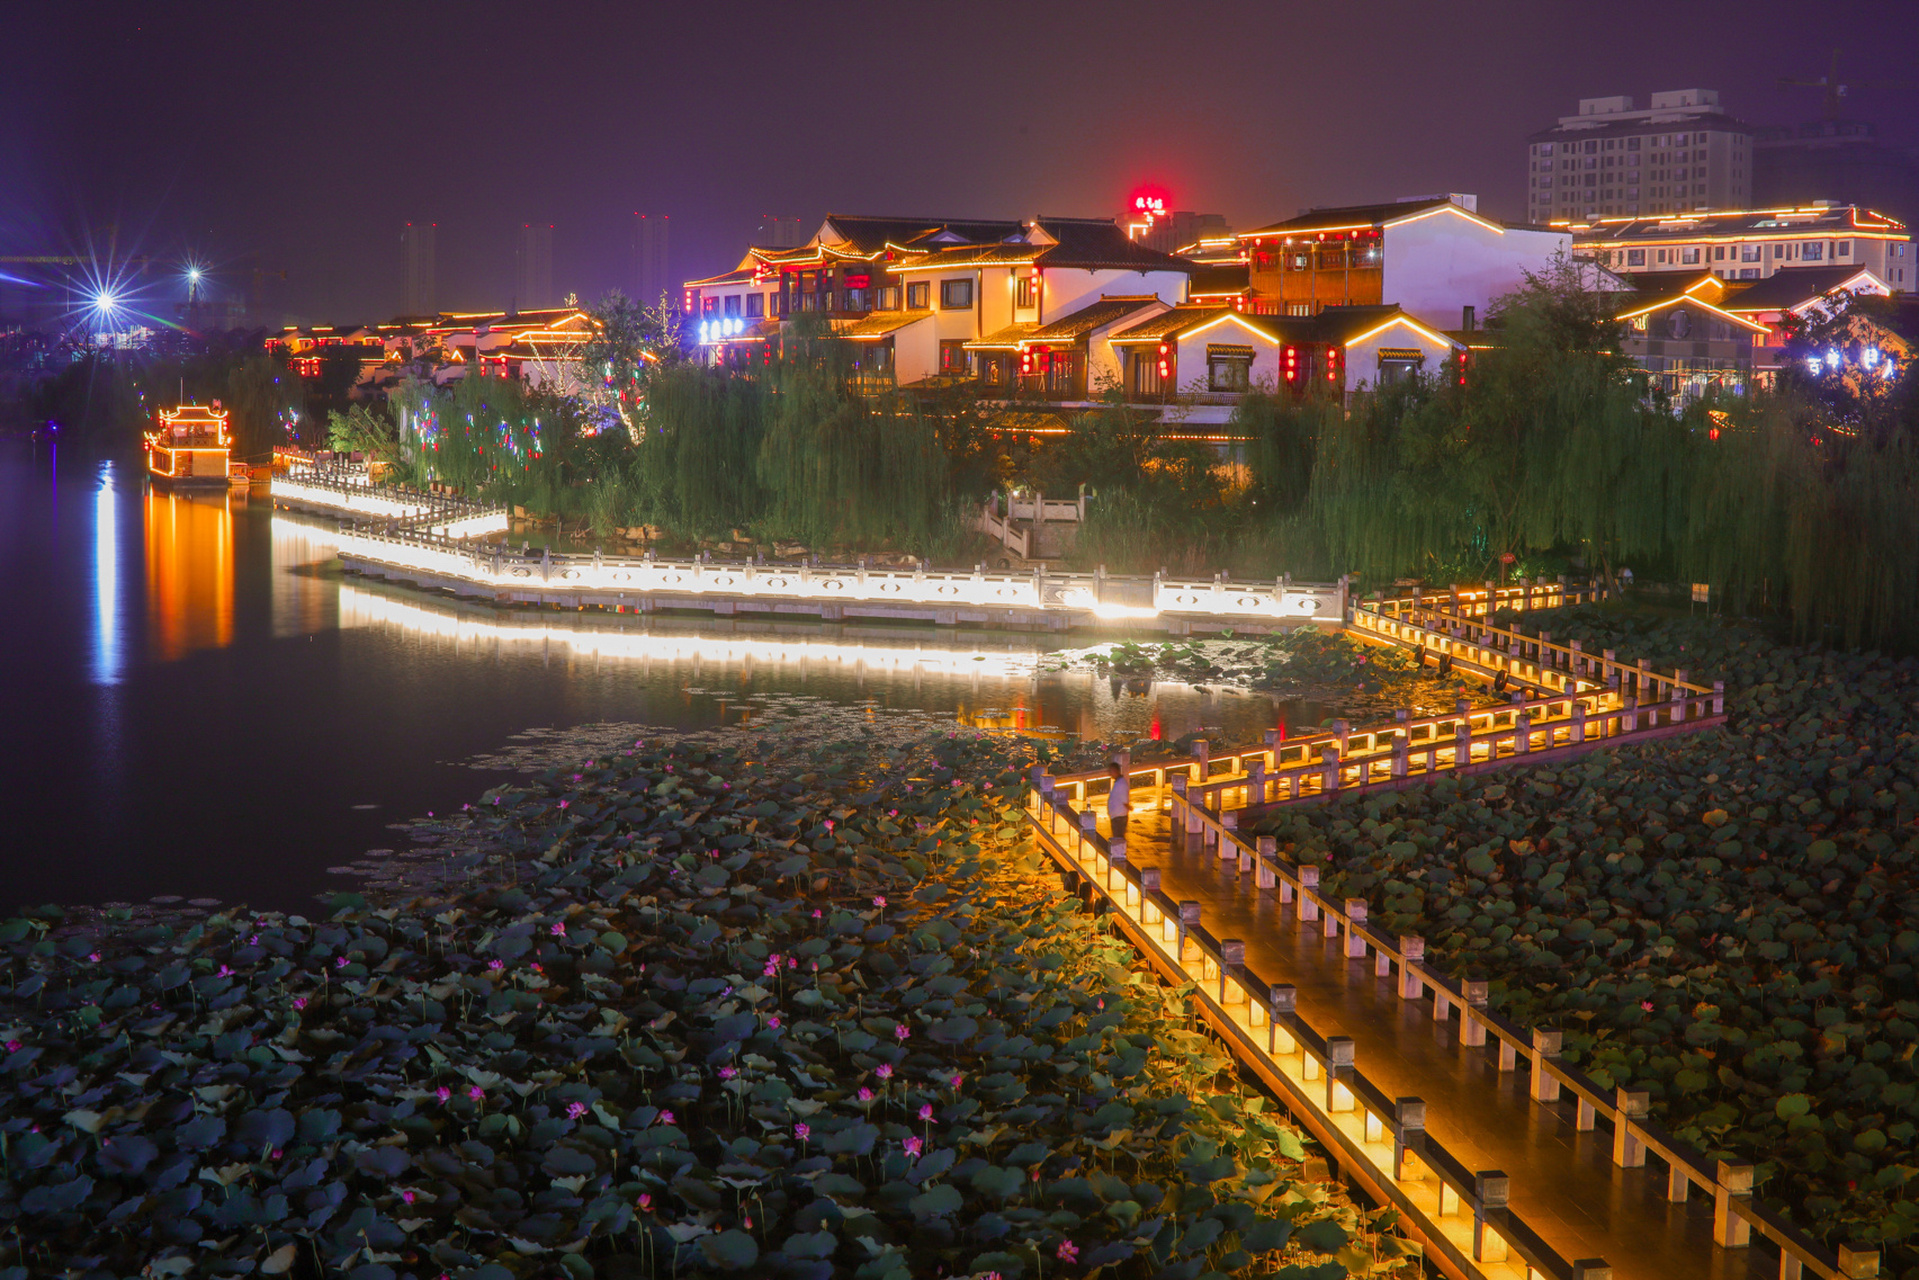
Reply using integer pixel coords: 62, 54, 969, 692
577, 290, 687, 444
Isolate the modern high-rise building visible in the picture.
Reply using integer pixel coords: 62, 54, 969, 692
632, 213, 671, 307
402, 223, 437, 316
514, 223, 554, 313
1754, 120, 1919, 227
1526, 90, 1754, 225
756, 215, 803, 249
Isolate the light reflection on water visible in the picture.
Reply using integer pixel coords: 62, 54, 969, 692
3, 438, 1306, 910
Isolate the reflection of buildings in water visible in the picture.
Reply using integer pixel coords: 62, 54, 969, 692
144, 487, 233, 663
335, 581, 1288, 746
269, 511, 340, 639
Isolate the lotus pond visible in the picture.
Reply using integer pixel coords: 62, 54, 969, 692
1254, 608, 1919, 1270
0, 726, 1418, 1280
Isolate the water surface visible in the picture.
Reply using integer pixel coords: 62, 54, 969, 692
0, 442, 1307, 911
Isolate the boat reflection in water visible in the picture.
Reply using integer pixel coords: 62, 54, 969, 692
332, 577, 1296, 747
144, 485, 233, 663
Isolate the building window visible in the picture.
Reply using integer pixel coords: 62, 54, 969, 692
939, 340, 969, 374
1206, 345, 1253, 392
939, 278, 974, 309
1712, 246, 1725, 261
1802, 242, 1824, 261
1836, 241, 1851, 258
1773, 244, 1784, 259
1628, 137, 1641, 151
1016, 276, 1036, 308
1131, 350, 1163, 397
1376, 349, 1425, 387
702, 296, 718, 315
1682, 247, 1700, 264
1739, 268, 1759, 280
906, 282, 930, 310
746, 293, 764, 318
875, 286, 900, 311
723, 294, 741, 317
844, 288, 871, 311
1742, 244, 1762, 263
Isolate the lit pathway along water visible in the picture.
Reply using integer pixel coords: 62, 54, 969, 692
1112, 802, 1771, 1280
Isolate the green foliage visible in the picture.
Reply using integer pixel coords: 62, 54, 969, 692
1270, 608, 1919, 1261
0, 730, 1413, 1278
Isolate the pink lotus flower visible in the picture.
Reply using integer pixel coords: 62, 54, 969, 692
248, 935, 259, 945
89, 952, 101, 963
658, 1110, 675, 1126
872, 895, 886, 908
402, 1189, 416, 1204
1057, 1239, 1079, 1264
857, 1087, 873, 1102
436, 1087, 451, 1103
488, 959, 504, 971
919, 1103, 935, 1122
530, 963, 543, 974
637, 1193, 652, 1210
333, 956, 347, 970
557, 800, 569, 809
719, 1066, 738, 1080
270, 1149, 282, 1160
468, 1086, 484, 1101
4, 1039, 20, 1053
824, 819, 834, 831
768, 1015, 781, 1029
894, 1025, 909, 1042
904, 1136, 923, 1156
876, 1064, 893, 1080
794, 1123, 810, 1141
293, 997, 307, 1010
787, 957, 797, 969
567, 1102, 587, 1119
948, 1072, 964, 1090
811, 909, 822, 919
217, 965, 231, 977
549, 922, 566, 937
1641, 1000, 1655, 1011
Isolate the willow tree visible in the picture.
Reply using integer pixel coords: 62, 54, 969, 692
1308, 256, 1688, 586
754, 319, 950, 552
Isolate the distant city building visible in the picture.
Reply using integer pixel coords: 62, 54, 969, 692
632, 213, 670, 307
401, 223, 437, 316
1570, 203, 1913, 289
1754, 120, 1919, 228
756, 216, 804, 249
514, 224, 554, 313
1236, 196, 1569, 329
1123, 196, 1230, 255
1527, 90, 1754, 225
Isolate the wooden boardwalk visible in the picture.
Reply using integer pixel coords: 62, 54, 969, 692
1025, 605, 1880, 1280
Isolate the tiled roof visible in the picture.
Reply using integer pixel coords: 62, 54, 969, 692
1572, 205, 1906, 241
1108, 305, 1232, 341
683, 267, 757, 288
1187, 264, 1251, 295
1719, 266, 1885, 312
964, 322, 1041, 350
833, 312, 931, 338
1026, 297, 1164, 343
1240, 199, 1452, 238
818, 214, 1026, 257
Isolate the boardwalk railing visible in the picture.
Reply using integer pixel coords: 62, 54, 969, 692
330, 520, 1351, 630
271, 466, 507, 539
1030, 617, 1880, 1280
1025, 786, 1604, 1280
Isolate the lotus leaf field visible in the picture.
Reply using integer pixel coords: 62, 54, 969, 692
0, 730, 1416, 1280
1255, 608, 1919, 1271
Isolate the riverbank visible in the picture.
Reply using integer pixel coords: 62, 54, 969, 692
0, 720, 1416, 1280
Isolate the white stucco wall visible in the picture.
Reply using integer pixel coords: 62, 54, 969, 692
1170, 316, 1281, 392
1381, 209, 1569, 329
1038, 268, 1189, 319
1342, 316, 1461, 393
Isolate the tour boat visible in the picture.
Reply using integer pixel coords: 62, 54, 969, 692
146, 403, 242, 489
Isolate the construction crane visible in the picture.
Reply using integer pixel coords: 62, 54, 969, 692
1778, 50, 1876, 120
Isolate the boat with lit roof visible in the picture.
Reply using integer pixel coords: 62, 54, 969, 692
146, 403, 241, 489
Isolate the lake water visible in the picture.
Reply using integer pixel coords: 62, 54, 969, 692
0, 442, 1311, 912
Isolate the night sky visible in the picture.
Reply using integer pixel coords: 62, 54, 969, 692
6, 0, 1916, 324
